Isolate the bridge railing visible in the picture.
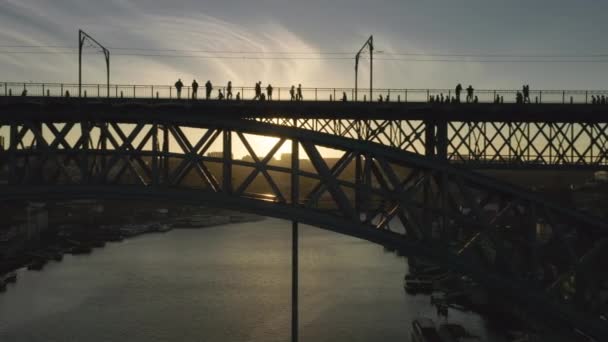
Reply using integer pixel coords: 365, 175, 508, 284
2, 81, 608, 104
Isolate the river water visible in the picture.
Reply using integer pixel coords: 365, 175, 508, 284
0, 218, 506, 341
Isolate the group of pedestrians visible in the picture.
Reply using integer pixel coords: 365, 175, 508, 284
592, 95, 608, 104
515, 85, 531, 104
174, 79, 307, 101
172, 79, 557, 105
429, 83, 478, 104
175, 79, 217, 100
428, 83, 537, 105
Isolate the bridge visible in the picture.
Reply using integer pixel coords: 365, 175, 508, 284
2, 89, 608, 170
1, 86, 608, 340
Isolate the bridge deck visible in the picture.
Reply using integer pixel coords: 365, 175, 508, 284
1, 97, 607, 123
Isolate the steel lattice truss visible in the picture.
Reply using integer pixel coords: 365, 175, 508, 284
0, 116, 607, 339
255, 118, 608, 169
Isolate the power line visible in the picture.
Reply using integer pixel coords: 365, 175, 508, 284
2, 44, 608, 58
3, 48, 608, 63
3, 51, 608, 63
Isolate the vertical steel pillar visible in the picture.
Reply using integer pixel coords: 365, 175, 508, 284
79, 31, 83, 98
222, 130, 232, 193
8, 123, 17, 184
106, 50, 110, 99
424, 120, 436, 158
152, 124, 159, 185
436, 120, 448, 161
369, 36, 373, 102
291, 220, 299, 342
290, 119, 299, 342
162, 126, 170, 183
80, 122, 90, 183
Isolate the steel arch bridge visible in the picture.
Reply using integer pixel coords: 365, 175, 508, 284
0, 112, 607, 340
2, 97, 608, 170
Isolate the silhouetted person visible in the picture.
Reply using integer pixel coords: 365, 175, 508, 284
440, 93, 444, 103
342, 92, 347, 102
473, 95, 478, 103
21, 89, 27, 96
378, 95, 383, 102
386, 95, 390, 102
192, 80, 199, 100
466, 85, 474, 103
602, 95, 606, 105
523, 85, 530, 103
429, 95, 435, 103
266, 84, 273, 100
65, 90, 70, 98
495, 94, 500, 104
516, 92, 523, 104
592, 95, 597, 104
175, 79, 184, 99
236, 92, 241, 101
227, 81, 233, 100
217, 89, 224, 100
260, 93, 266, 101
254, 81, 262, 100
290, 86, 296, 101
297, 84, 303, 101
455, 83, 463, 103
205, 80, 213, 100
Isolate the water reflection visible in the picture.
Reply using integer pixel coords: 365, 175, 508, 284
0, 218, 504, 341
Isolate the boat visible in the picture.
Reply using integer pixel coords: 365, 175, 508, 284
411, 318, 443, 342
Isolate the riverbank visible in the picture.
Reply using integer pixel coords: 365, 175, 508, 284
0, 210, 264, 284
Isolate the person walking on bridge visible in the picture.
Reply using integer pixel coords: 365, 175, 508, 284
192, 79, 199, 100
226, 81, 233, 100
455, 83, 463, 103
466, 85, 474, 103
297, 84, 303, 101
174, 79, 184, 99
342, 92, 347, 102
254, 81, 262, 100
205, 80, 213, 100
266, 84, 273, 100
523, 85, 530, 104
290, 85, 296, 101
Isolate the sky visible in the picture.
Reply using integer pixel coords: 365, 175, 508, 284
1, 0, 608, 90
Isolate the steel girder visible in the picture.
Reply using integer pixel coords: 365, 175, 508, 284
0, 114, 607, 339
256, 118, 608, 170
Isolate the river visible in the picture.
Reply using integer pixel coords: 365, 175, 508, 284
0, 218, 507, 341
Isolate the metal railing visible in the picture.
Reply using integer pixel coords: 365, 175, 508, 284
2, 81, 608, 104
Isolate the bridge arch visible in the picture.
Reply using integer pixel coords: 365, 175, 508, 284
1, 113, 607, 339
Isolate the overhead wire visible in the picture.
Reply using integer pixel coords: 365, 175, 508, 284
1, 44, 608, 62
